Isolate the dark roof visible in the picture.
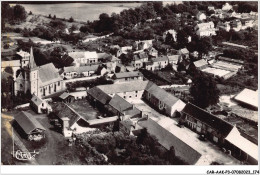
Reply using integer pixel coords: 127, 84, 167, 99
182, 103, 234, 137
14, 111, 45, 134
52, 102, 82, 128
109, 94, 133, 113
138, 118, 201, 165
87, 87, 112, 105
146, 83, 180, 107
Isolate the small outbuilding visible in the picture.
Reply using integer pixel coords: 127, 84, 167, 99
14, 111, 46, 141
59, 92, 75, 103
31, 94, 52, 114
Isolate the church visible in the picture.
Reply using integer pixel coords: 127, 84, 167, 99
15, 48, 65, 98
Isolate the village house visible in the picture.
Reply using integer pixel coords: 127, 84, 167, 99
196, 12, 206, 21
181, 103, 234, 144
68, 51, 99, 66
14, 111, 46, 141
1, 60, 20, 79
62, 65, 103, 79
143, 83, 186, 117
241, 18, 255, 29
30, 94, 52, 114
163, 29, 177, 42
112, 71, 143, 83
147, 47, 158, 57
150, 56, 169, 70
110, 56, 121, 64
131, 52, 149, 69
14, 48, 65, 98
168, 55, 180, 65
194, 22, 216, 37
189, 59, 208, 70
91, 80, 152, 101
181, 103, 258, 165
135, 40, 153, 50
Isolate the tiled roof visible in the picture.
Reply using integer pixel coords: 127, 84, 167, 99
14, 111, 45, 134
31, 94, 43, 106
109, 94, 133, 113
182, 103, 234, 137
146, 83, 180, 107
87, 86, 112, 105
97, 80, 152, 94
35, 63, 63, 86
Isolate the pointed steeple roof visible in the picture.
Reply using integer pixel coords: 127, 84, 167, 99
29, 47, 37, 69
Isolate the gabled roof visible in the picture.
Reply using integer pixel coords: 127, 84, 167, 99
138, 118, 201, 165
113, 71, 142, 79
182, 103, 234, 137
97, 53, 111, 59
151, 56, 168, 62
109, 94, 133, 113
225, 127, 258, 161
64, 65, 99, 74
35, 63, 63, 86
97, 80, 152, 94
233, 88, 258, 108
59, 92, 71, 100
146, 83, 180, 107
14, 111, 45, 134
179, 48, 189, 55
168, 55, 180, 61
87, 86, 112, 105
31, 94, 44, 106
193, 59, 208, 68
52, 102, 83, 128
68, 52, 85, 59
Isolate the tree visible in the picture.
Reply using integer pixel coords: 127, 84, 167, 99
69, 16, 74, 22
190, 72, 220, 108
13, 5, 27, 22
53, 15, 56, 20
4, 66, 13, 75
29, 11, 32, 15
48, 14, 52, 18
